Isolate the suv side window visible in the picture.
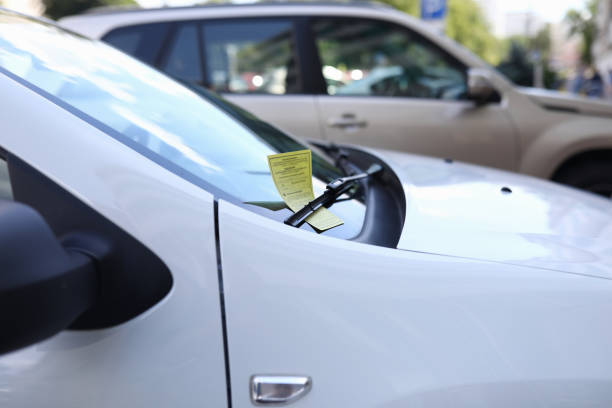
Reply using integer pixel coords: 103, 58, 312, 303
161, 23, 203, 83
312, 18, 467, 100
0, 156, 11, 200
201, 19, 300, 94
102, 22, 170, 66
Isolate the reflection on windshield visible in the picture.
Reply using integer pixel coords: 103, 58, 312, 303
0, 14, 301, 201
0, 12, 366, 238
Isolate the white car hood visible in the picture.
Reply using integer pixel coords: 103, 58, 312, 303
520, 87, 612, 117
373, 148, 612, 279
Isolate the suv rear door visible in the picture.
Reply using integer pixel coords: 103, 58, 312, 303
200, 17, 322, 140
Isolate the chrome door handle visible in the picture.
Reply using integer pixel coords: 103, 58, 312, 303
327, 114, 368, 129
250, 375, 312, 405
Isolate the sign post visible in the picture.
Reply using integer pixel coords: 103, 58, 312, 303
420, 0, 447, 33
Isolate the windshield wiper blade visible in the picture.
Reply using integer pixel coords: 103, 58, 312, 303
284, 163, 383, 228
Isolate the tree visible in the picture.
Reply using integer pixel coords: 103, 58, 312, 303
376, 0, 501, 65
376, 0, 419, 17
529, 24, 552, 60
43, 0, 136, 20
565, 0, 598, 66
496, 26, 558, 89
445, 0, 501, 64
497, 41, 533, 86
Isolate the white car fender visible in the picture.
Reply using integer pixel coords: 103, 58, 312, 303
0, 72, 228, 408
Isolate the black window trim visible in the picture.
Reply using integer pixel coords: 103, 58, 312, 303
296, 16, 327, 94
307, 15, 471, 101
154, 22, 180, 69
156, 21, 207, 86
102, 21, 172, 67
197, 20, 209, 88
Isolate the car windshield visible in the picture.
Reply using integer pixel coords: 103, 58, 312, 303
0, 11, 366, 238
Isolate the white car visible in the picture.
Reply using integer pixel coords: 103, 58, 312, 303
61, 2, 612, 196
3, 9, 612, 408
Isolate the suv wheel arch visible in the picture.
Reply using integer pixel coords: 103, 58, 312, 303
552, 149, 612, 196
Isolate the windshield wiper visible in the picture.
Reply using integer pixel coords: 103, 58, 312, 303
284, 163, 383, 228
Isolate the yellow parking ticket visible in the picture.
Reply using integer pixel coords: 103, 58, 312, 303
267, 150, 343, 232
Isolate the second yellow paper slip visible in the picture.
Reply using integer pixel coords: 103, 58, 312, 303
267, 150, 343, 231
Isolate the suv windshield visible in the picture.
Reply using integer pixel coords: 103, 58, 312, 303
0, 11, 365, 238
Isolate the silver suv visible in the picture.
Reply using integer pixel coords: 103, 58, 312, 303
62, 2, 612, 196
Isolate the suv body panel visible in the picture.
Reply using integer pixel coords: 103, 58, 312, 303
60, 4, 612, 180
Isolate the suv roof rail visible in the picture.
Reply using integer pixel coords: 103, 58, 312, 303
82, 0, 395, 16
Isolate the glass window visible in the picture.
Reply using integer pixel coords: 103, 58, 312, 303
102, 23, 169, 65
0, 157, 11, 200
202, 20, 299, 94
104, 29, 140, 55
0, 13, 365, 239
313, 18, 467, 99
162, 24, 203, 83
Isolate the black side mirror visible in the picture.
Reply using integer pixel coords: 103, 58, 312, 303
0, 199, 96, 354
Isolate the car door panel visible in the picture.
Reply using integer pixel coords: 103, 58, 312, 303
0, 75, 227, 408
224, 94, 322, 141
317, 96, 516, 170
219, 200, 612, 407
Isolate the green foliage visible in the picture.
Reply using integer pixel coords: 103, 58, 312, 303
542, 65, 559, 89
496, 28, 558, 89
497, 41, 533, 86
530, 24, 552, 60
445, 0, 500, 64
376, 0, 419, 16
565, 0, 598, 66
377, 0, 501, 65
43, 0, 136, 20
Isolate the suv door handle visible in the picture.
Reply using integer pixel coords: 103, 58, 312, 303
327, 114, 368, 129
250, 375, 312, 405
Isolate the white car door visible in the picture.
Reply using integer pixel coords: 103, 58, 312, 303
218, 200, 612, 408
311, 17, 518, 171
194, 18, 323, 140
0, 27, 228, 406
0, 92, 227, 407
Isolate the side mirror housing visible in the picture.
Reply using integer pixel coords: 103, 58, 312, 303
467, 69, 497, 105
0, 199, 97, 354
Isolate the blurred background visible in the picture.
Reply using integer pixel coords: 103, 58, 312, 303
4, 0, 612, 99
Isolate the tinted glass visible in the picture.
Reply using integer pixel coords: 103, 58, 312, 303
313, 18, 467, 99
0, 13, 365, 238
0, 157, 11, 200
104, 29, 140, 54
103, 22, 169, 65
162, 23, 203, 83
202, 20, 299, 94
